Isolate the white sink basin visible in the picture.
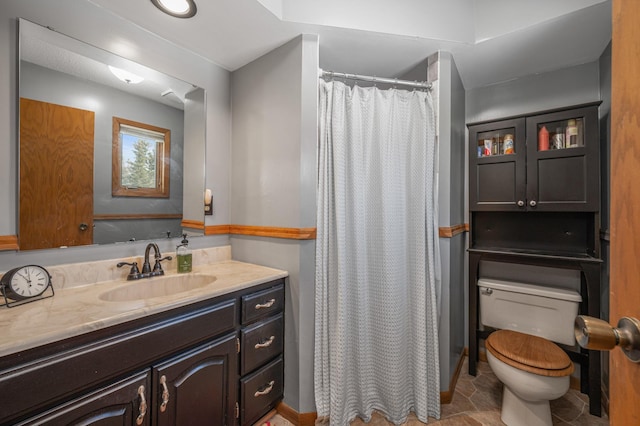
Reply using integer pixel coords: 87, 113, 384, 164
99, 274, 217, 302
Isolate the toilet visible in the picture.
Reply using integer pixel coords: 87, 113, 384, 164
478, 278, 582, 426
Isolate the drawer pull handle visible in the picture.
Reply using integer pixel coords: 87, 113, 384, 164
136, 385, 147, 425
255, 335, 276, 349
255, 298, 276, 310
254, 380, 275, 397
160, 375, 170, 413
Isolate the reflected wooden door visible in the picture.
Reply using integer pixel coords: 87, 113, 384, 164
19, 98, 94, 250
610, 0, 640, 424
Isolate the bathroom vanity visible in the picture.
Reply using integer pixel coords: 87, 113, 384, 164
0, 257, 286, 426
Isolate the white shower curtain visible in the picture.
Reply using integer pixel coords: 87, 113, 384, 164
315, 79, 441, 425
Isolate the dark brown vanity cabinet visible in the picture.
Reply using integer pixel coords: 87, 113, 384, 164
1, 278, 286, 426
468, 103, 600, 212
18, 336, 238, 426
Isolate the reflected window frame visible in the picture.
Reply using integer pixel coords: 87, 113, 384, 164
112, 116, 171, 198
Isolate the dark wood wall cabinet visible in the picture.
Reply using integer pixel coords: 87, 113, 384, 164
0, 278, 285, 426
469, 103, 600, 212
467, 102, 603, 417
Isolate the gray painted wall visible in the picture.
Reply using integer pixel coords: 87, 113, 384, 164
447, 53, 467, 388
230, 34, 319, 413
466, 61, 600, 124
400, 51, 467, 392
434, 52, 467, 391
183, 88, 207, 226
0, 0, 231, 270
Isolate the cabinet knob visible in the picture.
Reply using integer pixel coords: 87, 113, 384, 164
529, 200, 537, 207
517, 200, 525, 207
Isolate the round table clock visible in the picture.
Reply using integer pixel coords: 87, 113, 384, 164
0, 265, 52, 301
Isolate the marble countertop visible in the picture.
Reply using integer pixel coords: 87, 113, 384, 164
0, 260, 288, 358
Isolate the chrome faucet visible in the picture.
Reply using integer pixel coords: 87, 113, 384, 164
117, 243, 172, 280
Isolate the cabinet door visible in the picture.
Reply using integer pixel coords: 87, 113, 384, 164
526, 105, 599, 211
18, 372, 151, 426
152, 333, 238, 426
468, 118, 526, 211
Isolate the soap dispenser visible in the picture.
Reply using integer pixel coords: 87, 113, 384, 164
176, 234, 192, 273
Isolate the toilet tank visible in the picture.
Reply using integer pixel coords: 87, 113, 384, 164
478, 278, 582, 346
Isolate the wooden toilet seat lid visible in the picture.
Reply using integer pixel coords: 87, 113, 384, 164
486, 329, 574, 377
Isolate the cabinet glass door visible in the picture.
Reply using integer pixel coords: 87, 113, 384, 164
536, 117, 584, 151
476, 128, 516, 158
468, 118, 526, 211
526, 105, 599, 212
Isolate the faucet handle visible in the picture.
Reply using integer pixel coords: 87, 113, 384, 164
117, 261, 141, 280
153, 256, 173, 275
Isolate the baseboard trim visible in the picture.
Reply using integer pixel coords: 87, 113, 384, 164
277, 402, 317, 426
441, 348, 467, 404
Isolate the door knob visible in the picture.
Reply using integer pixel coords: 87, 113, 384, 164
517, 200, 525, 207
529, 200, 537, 207
574, 315, 640, 362
79, 223, 89, 231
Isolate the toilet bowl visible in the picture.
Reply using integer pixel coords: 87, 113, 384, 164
486, 329, 573, 426
477, 278, 581, 426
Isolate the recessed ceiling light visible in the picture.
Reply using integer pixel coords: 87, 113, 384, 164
108, 66, 144, 84
151, 0, 197, 18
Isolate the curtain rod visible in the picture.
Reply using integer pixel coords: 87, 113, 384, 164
320, 69, 432, 90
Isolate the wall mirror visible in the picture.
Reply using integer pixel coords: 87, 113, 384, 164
18, 18, 206, 251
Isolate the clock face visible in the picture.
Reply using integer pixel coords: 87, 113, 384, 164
4, 265, 51, 300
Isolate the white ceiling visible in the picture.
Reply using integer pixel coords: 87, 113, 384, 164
87, 0, 611, 89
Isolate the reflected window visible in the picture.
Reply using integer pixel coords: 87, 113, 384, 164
112, 117, 170, 198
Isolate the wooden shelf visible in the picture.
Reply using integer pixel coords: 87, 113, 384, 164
468, 247, 602, 264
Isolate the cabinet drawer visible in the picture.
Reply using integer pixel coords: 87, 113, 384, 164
241, 283, 284, 325
240, 356, 284, 426
241, 314, 284, 375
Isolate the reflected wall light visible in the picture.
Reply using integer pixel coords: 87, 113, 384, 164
151, 0, 197, 18
108, 65, 144, 84
204, 188, 213, 215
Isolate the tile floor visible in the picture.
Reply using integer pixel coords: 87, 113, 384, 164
263, 358, 609, 426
